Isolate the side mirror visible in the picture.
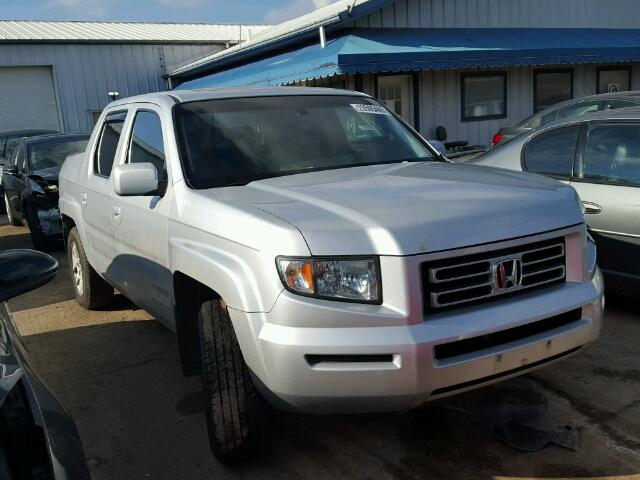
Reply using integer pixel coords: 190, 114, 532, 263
0, 250, 58, 302
113, 163, 159, 197
3, 165, 18, 176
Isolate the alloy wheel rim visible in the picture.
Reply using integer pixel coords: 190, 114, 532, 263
71, 243, 84, 296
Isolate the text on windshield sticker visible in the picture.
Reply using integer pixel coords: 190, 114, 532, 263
351, 104, 391, 115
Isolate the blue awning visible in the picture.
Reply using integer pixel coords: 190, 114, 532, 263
177, 28, 640, 89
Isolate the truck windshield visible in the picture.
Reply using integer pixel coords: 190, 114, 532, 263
174, 95, 435, 188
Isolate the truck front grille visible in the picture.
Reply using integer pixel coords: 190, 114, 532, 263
422, 237, 566, 312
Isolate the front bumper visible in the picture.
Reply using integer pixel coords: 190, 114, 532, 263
231, 269, 604, 414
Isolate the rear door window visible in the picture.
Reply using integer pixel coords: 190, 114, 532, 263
602, 99, 639, 110
580, 122, 640, 186
539, 110, 559, 126
557, 101, 601, 121
523, 125, 580, 178
527, 109, 558, 128
94, 111, 127, 177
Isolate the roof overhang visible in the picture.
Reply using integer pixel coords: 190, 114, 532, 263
169, 0, 396, 81
175, 28, 640, 89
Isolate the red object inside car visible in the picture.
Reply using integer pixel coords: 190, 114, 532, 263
492, 132, 503, 146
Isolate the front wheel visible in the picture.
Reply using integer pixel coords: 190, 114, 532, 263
67, 227, 114, 309
199, 299, 262, 462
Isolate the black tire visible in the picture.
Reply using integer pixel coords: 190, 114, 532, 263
4, 192, 21, 227
67, 227, 114, 309
199, 298, 262, 462
25, 206, 57, 251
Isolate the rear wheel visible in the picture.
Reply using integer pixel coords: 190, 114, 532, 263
199, 298, 262, 462
67, 227, 113, 309
4, 193, 21, 227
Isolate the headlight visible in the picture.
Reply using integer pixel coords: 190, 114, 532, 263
276, 257, 381, 303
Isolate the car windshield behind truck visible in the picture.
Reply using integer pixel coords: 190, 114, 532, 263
174, 95, 434, 188
29, 139, 89, 170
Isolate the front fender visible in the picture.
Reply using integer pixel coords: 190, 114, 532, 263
169, 236, 284, 313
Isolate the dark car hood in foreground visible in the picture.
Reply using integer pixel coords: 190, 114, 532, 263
0, 303, 90, 479
215, 162, 584, 256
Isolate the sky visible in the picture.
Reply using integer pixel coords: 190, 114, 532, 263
0, 0, 340, 25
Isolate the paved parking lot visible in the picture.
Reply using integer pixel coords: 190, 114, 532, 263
3, 218, 639, 480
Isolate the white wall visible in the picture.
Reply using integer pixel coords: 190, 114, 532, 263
0, 43, 222, 133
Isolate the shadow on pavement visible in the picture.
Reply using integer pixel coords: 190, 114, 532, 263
19, 318, 640, 480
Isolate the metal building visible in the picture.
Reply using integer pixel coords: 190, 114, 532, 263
170, 0, 640, 145
0, 21, 268, 133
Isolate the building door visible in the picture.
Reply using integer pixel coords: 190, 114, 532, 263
377, 75, 414, 126
0, 67, 60, 132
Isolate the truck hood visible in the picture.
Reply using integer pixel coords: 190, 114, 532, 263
210, 162, 583, 256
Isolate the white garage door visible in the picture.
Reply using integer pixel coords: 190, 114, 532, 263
0, 67, 60, 132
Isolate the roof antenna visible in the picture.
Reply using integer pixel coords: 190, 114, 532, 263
347, 0, 357, 15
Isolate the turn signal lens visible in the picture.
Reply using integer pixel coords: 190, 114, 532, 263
277, 258, 314, 294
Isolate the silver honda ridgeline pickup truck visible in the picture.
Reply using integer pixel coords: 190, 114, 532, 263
59, 88, 603, 460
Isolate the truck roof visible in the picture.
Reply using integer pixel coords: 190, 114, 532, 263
108, 87, 370, 108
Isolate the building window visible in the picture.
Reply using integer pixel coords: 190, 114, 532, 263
534, 69, 573, 112
597, 67, 631, 94
377, 75, 414, 126
88, 110, 102, 127
461, 72, 507, 122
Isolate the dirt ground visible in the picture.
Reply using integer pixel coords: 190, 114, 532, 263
3, 218, 639, 480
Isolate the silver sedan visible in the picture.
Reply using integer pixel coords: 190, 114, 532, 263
469, 108, 640, 296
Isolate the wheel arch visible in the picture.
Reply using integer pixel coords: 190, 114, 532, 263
173, 271, 218, 376
61, 214, 76, 249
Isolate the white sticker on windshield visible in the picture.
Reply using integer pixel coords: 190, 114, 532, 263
351, 104, 391, 115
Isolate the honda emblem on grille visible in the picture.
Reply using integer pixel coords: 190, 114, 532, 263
493, 258, 523, 290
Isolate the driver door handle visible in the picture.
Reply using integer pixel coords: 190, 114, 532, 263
582, 201, 602, 215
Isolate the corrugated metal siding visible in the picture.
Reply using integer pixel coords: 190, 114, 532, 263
355, 0, 640, 28
356, 63, 640, 145
344, 0, 640, 144
0, 43, 223, 133
0, 21, 268, 42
